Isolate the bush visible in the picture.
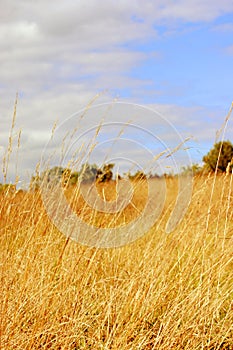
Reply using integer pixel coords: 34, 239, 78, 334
181, 163, 202, 176
202, 141, 233, 173
128, 170, 147, 181
96, 163, 114, 183
30, 162, 115, 190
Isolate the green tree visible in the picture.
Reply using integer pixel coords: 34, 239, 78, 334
43, 166, 64, 182
79, 163, 98, 182
68, 171, 79, 185
97, 163, 114, 182
203, 141, 233, 172
127, 170, 147, 181
30, 166, 65, 190
181, 163, 202, 176
30, 175, 41, 191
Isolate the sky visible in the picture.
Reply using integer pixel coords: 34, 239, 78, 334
0, 0, 233, 185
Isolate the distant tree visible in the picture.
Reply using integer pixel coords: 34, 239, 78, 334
61, 168, 72, 186
96, 163, 114, 182
43, 166, 64, 183
181, 163, 202, 176
30, 166, 65, 190
30, 175, 41, 191
30, 162, 116, 190
68, 171, 79, 185
128, 170, 147, 181
116, 174, 122, 181
79, 163, 98, 182
203, 141, 233, 172
149, 173, 161, 179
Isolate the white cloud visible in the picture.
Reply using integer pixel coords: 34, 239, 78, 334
141, 0, 233, 22
0, 21, 39, 42
1, 0, 232, 94
0, 91, 228, 184
0, 0, 233, 183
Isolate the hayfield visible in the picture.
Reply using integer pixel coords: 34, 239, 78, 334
1, 174, 233, 349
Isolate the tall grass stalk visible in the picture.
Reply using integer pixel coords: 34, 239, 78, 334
0, 101, 233, 350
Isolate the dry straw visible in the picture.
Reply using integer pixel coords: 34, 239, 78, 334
0, 99, 233, 349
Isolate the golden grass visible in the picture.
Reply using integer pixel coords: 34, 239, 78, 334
62, 179, 149, 228
0, 173, 233, 350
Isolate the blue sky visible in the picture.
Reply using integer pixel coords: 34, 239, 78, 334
119, 14, 233, 107
0, 1, 233, 183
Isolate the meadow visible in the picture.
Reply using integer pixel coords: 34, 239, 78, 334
1, 172, 233, 349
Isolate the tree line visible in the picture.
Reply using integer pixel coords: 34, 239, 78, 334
1, 140, 233, 192
31, 140, 233, 188
182, 140, 233, 175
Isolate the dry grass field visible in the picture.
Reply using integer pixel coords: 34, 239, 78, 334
1, 173, 233, 349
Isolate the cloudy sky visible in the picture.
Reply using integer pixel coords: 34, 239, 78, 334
0, 0, 233, 185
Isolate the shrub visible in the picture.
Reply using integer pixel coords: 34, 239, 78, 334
202, 140, 233, 172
